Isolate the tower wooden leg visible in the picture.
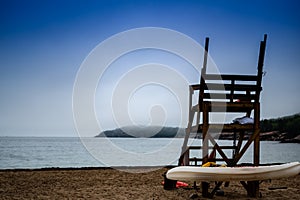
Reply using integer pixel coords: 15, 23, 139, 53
202, 182, 209, 197
241, 181, 260, 198
247, 181, 259, 197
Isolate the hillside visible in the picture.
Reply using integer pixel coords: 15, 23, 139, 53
261, 113, 300, 139
95, 126, 186, 138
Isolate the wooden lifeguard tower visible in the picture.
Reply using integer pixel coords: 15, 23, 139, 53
178, 35, 267, 198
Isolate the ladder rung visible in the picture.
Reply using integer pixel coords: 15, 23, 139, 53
189, 158, 230, 162
191, 124, 254, 132
188, 146, 237, 150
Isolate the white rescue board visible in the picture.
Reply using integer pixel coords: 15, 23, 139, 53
166, 162, 300, 181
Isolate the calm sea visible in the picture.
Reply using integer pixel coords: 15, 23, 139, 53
0, 137, 299, 169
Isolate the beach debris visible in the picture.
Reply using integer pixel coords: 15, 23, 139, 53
189, 193, 199, 199
268, 186, 288, 190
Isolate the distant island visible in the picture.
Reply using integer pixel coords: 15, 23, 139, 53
95, 126, 186, 138
95, 113, 300, 143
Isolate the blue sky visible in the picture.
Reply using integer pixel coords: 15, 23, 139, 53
0, 0, 299, 136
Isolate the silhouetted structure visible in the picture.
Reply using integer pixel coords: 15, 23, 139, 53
179, 34, 267, 198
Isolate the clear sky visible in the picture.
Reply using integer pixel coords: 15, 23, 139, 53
1, 0, 299, 137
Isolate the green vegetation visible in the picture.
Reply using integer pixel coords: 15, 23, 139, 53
96, 126, 185, 138
261, 113, 300, 139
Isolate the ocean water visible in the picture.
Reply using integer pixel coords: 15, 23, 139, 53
0, 137, 299, 169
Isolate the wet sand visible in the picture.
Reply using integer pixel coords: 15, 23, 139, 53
0, 167, 299, 199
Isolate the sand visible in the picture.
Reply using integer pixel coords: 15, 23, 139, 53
0, 167, 299, 199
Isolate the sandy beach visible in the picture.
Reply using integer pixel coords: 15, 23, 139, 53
0, 167, 299, 199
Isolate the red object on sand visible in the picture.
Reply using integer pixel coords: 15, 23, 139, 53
162, 181, 188, 188
175, 181, 189, 188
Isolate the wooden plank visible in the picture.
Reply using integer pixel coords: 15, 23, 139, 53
206, 101, 255, 108
247, 181, 260, 197
233, 129, 260, 164
179, 119, 193, 165
198, 37, 209, 108
204, 83, 261, 91
203, 93, 256, 100
191, 123, 254, 133
205, 133, 231, 165
191, 84, 200, 90
240, 181, 259, 197
209, 181, 224, 198
189, 158, 227, 162
236, 131, 245, 157
200, 101, 255, 112
191, 83, 261, 91
240, 181, 250, 194
202, 103, 209, 164
202, 37, 209, 75
183, 150, 190, 166
188, 146, 237, 150
254, 103, 260, 166
203, 74, 258, 81
255, 35, 267, 103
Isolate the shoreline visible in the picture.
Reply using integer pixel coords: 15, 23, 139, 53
1, 162, 294, 172
0, 165, 175, 172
